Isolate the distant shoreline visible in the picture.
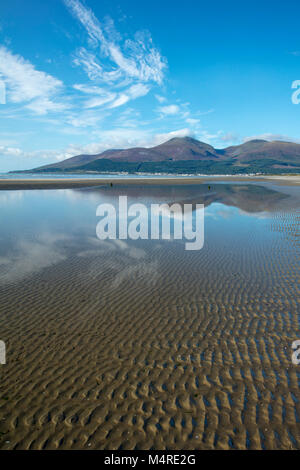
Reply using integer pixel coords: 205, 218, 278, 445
0, 174, 299, 190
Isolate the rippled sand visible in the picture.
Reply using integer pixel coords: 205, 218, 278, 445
0, 184, 299, 450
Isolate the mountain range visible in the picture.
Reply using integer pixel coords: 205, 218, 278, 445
19, 137, 300, 175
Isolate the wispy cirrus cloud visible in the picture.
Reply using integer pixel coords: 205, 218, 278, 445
72, 47, 122, 82
108, 83, 150, 109
0, 46, 67, 115
73, 83, 117, 108
0, 1, 166, 119
63, 0, 166, 111
0, 0, 207, 171
73, 81, 150, 109
64, 0, 166, 85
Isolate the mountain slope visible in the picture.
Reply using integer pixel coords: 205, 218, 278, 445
152, 137, 220, 160
32, 137, 223, 171
224, 139, 300, 163
20, 137, 300, 174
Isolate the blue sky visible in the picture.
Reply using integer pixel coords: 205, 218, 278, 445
0, 0, 300, 171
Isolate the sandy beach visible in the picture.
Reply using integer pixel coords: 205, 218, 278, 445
0, 181, 299, 450
0, 175, 299, 190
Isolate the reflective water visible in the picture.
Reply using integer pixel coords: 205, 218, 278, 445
0, 182, 299, 449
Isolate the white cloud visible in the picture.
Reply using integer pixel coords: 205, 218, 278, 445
0, 1, 163, 123
64, 0, 167, 85
0, 46, 65, 114
67, 1, 160, 112
0, 145, 23, 157
151, 128, 194, 145
73, 83, 109, 94
73, 83, 116, 108
73, 47, 122, 82
73, 82, 149, 109
155, 94, 167, 103
185, 117, 200, 126
157, 104, 180, 115
0, 0, 167, 137
65, 111, 105, 128
127, 83, 150, 99
84, 94, 116, 108
49, 128, 196, 161
108, 93, 130, 109
243, 133, 300, 143
108, 83, 150, 109
64, 0, 106, 46
25, 97, 68, 115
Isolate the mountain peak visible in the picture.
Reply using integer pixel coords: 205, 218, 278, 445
166, 136, 197, 143
26, 135, 300, 173
246, 139, 268, 143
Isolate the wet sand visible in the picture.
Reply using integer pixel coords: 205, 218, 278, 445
0, 183, 299, 450
0, 174, 299, 190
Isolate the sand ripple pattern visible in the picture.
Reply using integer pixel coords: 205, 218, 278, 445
0, 211, 299, 450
